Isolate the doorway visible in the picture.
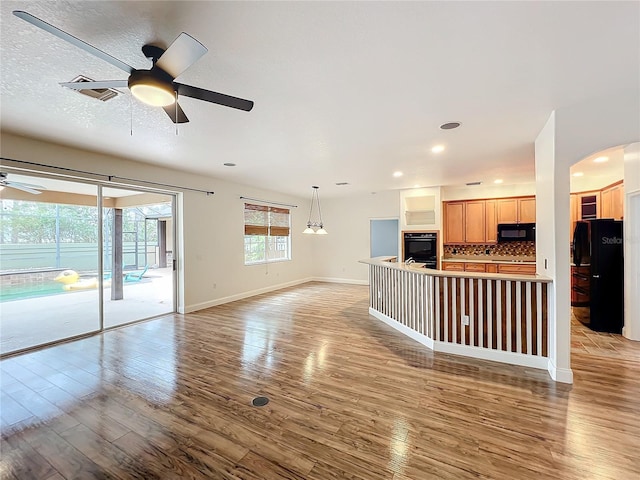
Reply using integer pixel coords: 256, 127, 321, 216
370, 218, 399, 258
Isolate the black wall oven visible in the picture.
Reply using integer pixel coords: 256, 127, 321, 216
403, 232, 438, 269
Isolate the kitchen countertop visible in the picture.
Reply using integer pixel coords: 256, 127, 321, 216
442, 256, 536, 264
362, 257, 551, 282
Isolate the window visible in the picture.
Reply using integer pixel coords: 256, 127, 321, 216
244, 203, 291, 264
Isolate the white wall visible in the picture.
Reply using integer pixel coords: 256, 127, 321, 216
312, 190, 399, 283
0, 131, 315, 313
442, 183, 535, 201
534, 112, 569, 382
623, 142, 640, 340
535, 88, 640, 383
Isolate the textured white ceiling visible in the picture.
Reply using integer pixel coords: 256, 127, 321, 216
1, 1, 638, 198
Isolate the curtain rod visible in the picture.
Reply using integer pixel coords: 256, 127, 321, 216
240, 196, 297, 208
0, 157, 215, 195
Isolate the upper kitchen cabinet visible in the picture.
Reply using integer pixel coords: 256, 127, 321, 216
465, 201, 486, 243
444, 202, 465, 243
443, 196, 534, 244
600, 181, 624, 220
485, 200, 498, 243
444, 200, 486, 244
497, 196, 536, 223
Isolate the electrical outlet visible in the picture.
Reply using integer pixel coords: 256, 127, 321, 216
462, 314, 470, 326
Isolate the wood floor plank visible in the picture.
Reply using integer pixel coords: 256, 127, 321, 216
0, 282, 639, 479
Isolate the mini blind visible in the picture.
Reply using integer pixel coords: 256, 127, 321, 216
244, 203, 290, 236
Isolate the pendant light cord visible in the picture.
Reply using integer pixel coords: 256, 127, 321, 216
307, 188, 316, 225
316, 187, 323, 226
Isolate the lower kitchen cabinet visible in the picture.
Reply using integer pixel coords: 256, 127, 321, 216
497, 263, 536, 275
464, 263, 487, 273
571, 265, 590, 306
442, 262, 464, 271
441, 262, 535, 275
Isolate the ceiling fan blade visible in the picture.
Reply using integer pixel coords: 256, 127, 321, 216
7, 180, 46, 190
155, 32, 207, 79
162, 103, 189, 124
13, 11, 134, 74
175, 83, 254, 112
6, 183, 42, 195
60, 80, 128, 90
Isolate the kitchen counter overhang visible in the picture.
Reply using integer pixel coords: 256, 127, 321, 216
361, 256, 551, 283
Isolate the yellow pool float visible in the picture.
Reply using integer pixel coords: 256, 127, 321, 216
54, 270, 111, 290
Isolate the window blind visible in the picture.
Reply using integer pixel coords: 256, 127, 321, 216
244, 203, 290, 236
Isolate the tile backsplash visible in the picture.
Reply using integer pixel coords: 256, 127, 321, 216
443, 241, 535, 257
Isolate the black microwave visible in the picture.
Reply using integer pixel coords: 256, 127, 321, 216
497, 223, 536, 242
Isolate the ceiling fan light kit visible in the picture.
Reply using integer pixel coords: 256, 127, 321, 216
12, 10, 254, 124
128, 70, 175, 107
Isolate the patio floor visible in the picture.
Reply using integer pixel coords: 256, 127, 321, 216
0, 267, 174, 355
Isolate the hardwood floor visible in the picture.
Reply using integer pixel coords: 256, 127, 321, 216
1, 282, 639, 479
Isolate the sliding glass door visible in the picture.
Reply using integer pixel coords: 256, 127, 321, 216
0, 174, 176, 355
102, 187, 175, 328
0, 175, 100, 354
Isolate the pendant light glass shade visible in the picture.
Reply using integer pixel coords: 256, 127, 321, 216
304, 186, 327, 235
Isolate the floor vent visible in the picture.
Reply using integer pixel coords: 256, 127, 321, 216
64, 75, 119, 102
251, 396, 269, 407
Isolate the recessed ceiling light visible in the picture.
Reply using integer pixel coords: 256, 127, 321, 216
431, 145, 445, 153
593, 156, 608, 163
223, 162, 236, 167
393, 171, 403, 177
413, 184, 420, 188
440, 122, 461, 130
494, 179, 503, 184
572, 172, 584, 177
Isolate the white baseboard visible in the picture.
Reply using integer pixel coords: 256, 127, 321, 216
369, 308, 434, 349
547, 359, 574, 384
184, 276, 368, 313
184, 277, 315, 313
312, 277, 369, 285
434, 341, 548, 370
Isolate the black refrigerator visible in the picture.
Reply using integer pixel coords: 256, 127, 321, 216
572, 219, 624, 333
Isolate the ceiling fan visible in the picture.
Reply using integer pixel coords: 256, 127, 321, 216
0, 173, 46, 195
12, 10, 254, 124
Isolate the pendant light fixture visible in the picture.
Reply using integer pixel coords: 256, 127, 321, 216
304, 186, 328, 235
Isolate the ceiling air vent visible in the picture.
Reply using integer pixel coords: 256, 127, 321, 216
466, 181, 482, 186
63, 75, 119, 102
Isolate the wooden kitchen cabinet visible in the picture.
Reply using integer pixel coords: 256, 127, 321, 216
464, 263, 487, 273
600, 181, 624, 220
497, 197, 535, 224
442, 261, 464, 271
444, 202, 465, 244
496, 198, 518, 223
518, 197, 536, 223
444, 196, 534, 245
465, 201, 486, 243
497, 263, 536, 275
485, 200, 498, 243
571, 265, 590, 306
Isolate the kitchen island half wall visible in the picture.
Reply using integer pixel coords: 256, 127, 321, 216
361, 257, 555, 379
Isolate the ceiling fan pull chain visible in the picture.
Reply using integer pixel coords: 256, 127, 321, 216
130, 94, 133, 136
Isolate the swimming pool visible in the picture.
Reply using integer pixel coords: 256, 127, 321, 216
0, 281, 67, 302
